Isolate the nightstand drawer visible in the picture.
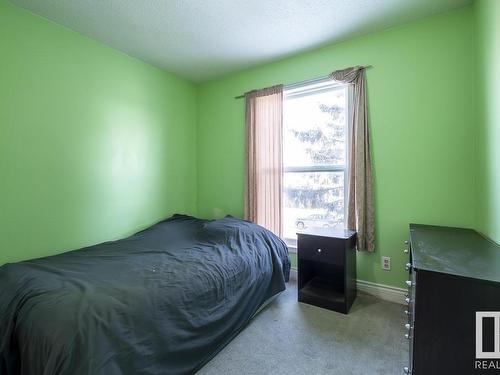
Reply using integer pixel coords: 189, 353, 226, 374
298, 235, 344, 265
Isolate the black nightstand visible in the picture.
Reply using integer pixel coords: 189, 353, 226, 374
297, 228, 357, 314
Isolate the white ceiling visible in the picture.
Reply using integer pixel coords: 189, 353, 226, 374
10, 0, 471, 82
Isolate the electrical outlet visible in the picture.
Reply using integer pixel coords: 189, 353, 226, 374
381, 256, 391, 271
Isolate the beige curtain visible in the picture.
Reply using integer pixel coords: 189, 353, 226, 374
244, 85, 284, 237
330, 66, 375, 251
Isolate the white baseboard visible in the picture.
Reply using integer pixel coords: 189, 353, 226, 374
289, 269, 406, 305
356, 279, 406, 305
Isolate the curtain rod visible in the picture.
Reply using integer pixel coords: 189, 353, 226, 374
234, 65, 373, 99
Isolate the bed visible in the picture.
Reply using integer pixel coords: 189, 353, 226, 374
0, 214, 290, 375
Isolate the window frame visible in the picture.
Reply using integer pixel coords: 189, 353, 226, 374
282, 78, 352, 246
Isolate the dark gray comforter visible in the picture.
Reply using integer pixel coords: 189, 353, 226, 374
0, 214, 290, 375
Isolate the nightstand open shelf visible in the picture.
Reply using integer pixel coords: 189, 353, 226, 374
300, 276, 344, 306
297, 228, 357, 314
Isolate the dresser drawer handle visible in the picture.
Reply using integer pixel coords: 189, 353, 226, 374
403, 366, 410, 374
405, 297, 411, 304
317, 248, 322, 253
404, 323, 413, 330
404, 333, 411, 339
405, 280, 413, 287
405, 263, 412, 271
404, 310, 410, 316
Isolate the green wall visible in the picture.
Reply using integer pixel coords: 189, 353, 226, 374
197, 7, 476, 288
0, 1, 197, 265
475, 0, 500, 244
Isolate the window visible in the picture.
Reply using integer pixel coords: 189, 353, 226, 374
282, 79, 349, 247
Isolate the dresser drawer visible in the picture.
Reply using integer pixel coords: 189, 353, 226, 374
298, 235, 344, 265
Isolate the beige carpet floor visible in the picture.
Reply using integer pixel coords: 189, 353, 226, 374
197, 277, 408, 375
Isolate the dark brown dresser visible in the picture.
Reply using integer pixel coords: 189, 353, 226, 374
404, 224, 500, 374
297, 228, 357, 314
